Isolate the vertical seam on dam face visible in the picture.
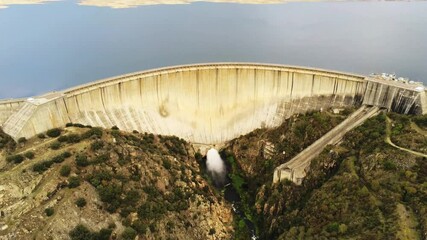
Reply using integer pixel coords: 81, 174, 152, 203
197, 70, 200, 108
277, 71, 281, 96
311, 74, 315, 97
62, 98, 72, 123
254, 68, 257, 100
99, 88, 107, 125
0, 63, 424, 143
235, 68, 239, 105
215, 68, 219, 97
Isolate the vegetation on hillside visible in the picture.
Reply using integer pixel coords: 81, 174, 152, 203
1, 109, 426, 239
0, 125, 233, 239
227, 111, 427, 239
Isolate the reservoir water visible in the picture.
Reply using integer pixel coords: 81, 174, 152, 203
0, 1, 427, 98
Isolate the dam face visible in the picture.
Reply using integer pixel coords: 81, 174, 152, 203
0, 63, 425, 144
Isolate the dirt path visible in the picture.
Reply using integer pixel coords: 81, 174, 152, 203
385, 117, 427, 158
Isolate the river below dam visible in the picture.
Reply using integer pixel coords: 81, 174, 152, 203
198, 148, 258, 239
0, 1, 427, 98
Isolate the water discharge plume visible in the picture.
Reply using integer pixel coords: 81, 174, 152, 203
206, 148, 227, 186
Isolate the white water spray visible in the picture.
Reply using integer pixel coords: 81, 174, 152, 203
206, 148, 227, 186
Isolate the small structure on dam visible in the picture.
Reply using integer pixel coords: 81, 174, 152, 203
0, 63, 425, 183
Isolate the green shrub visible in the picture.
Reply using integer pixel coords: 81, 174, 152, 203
67, 134, 81, 143
383, 160, 397, 170
57, 135, 69, 142
65, 123, 74, 127
37, 133, 46, 139
326, 222, 340, 233
50, 141, 61, 150
166, 221, 175, 232
75, 197, 87, 208
24, 151, 35, 159
75, 154, 89, 167
97, 183, 121, 203
111, 126, 119, 130
73, 123, 85, 128
93, 228, 112, 240
90, 140, 105, 151
60, 165, 71, 177
45, 207, 54, 217
132, 220, 147, 234
18, 137, 27, 143
69, 224, 112, 240
52, 155, 65, 163
6, 154, 24, 164
121, 227, 137, 240
46, 128, 61, 138
123, 190, 140, 205
33, 160, 54, 173
69, 224, 92, 240
195, 151, 202, 161
92, 154, 109, 164
32, 154, 67, 173
81, 127, 103, 139
88, 170, 113, 187
61, 151, 72, 158
149, 223, 157, 232
413, 115, 427, 128
162, 158, 172, 170
68, 176, 81, 188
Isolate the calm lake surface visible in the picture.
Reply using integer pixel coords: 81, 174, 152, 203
1, 1, 427, 98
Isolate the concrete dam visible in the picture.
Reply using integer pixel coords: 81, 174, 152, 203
0, 63, 425, 144
0, 63, 426, 183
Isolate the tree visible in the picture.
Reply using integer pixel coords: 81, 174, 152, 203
93, 228, 112, 240
68, 176, 81, 188
76, 154, 90, 167
69, 225, 92, 240
60, 165, 71, 177
75, 197, 87, 208
6, 154, 24, 164
67, 134, 81, 143
132, 220, 147, 234
50, 141, 61, 150
45, 207, 54, 217
91, 140, 105, 151
24, 151, 35, 159
46, 128, 61, 138
57, 135, 69, 142
121, 227, 137, 240
37, 133, 46, 139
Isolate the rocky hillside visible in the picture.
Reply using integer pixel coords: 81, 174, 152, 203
0, 125, 233, 240
1, 108, 426, 240
224, 110, 427, 240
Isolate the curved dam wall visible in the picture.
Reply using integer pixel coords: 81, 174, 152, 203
0, 63, 424, 144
